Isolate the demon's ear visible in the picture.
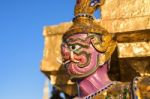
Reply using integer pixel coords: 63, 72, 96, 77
89, 33, 113, 52
88, 33, 117, 65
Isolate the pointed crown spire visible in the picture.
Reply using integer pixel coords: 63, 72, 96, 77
65, 0, 106, 35
74, 0, 104, 19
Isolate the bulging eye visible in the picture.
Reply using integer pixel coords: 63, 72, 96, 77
69, 44, 81, 51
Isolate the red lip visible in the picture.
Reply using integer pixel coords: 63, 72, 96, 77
73, 53, 88, 66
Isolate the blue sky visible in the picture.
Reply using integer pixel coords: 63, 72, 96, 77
0, 0, 75, 99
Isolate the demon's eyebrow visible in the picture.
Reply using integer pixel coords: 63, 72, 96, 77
67, 35, 95, 42
64, 37, 91, 48
66, 38, 87, 43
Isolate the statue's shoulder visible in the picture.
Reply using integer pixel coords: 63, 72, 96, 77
93, 77, 150, 99
74, 82, 131, 99
74, 77, 150, 99
132, 76, 150, 99
93, 81, 131, 99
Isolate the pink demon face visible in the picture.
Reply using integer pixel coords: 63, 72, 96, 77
61, 33, 100, 79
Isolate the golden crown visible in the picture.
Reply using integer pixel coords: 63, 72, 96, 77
65, 0, 116, 66
65, 0, 105, 35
